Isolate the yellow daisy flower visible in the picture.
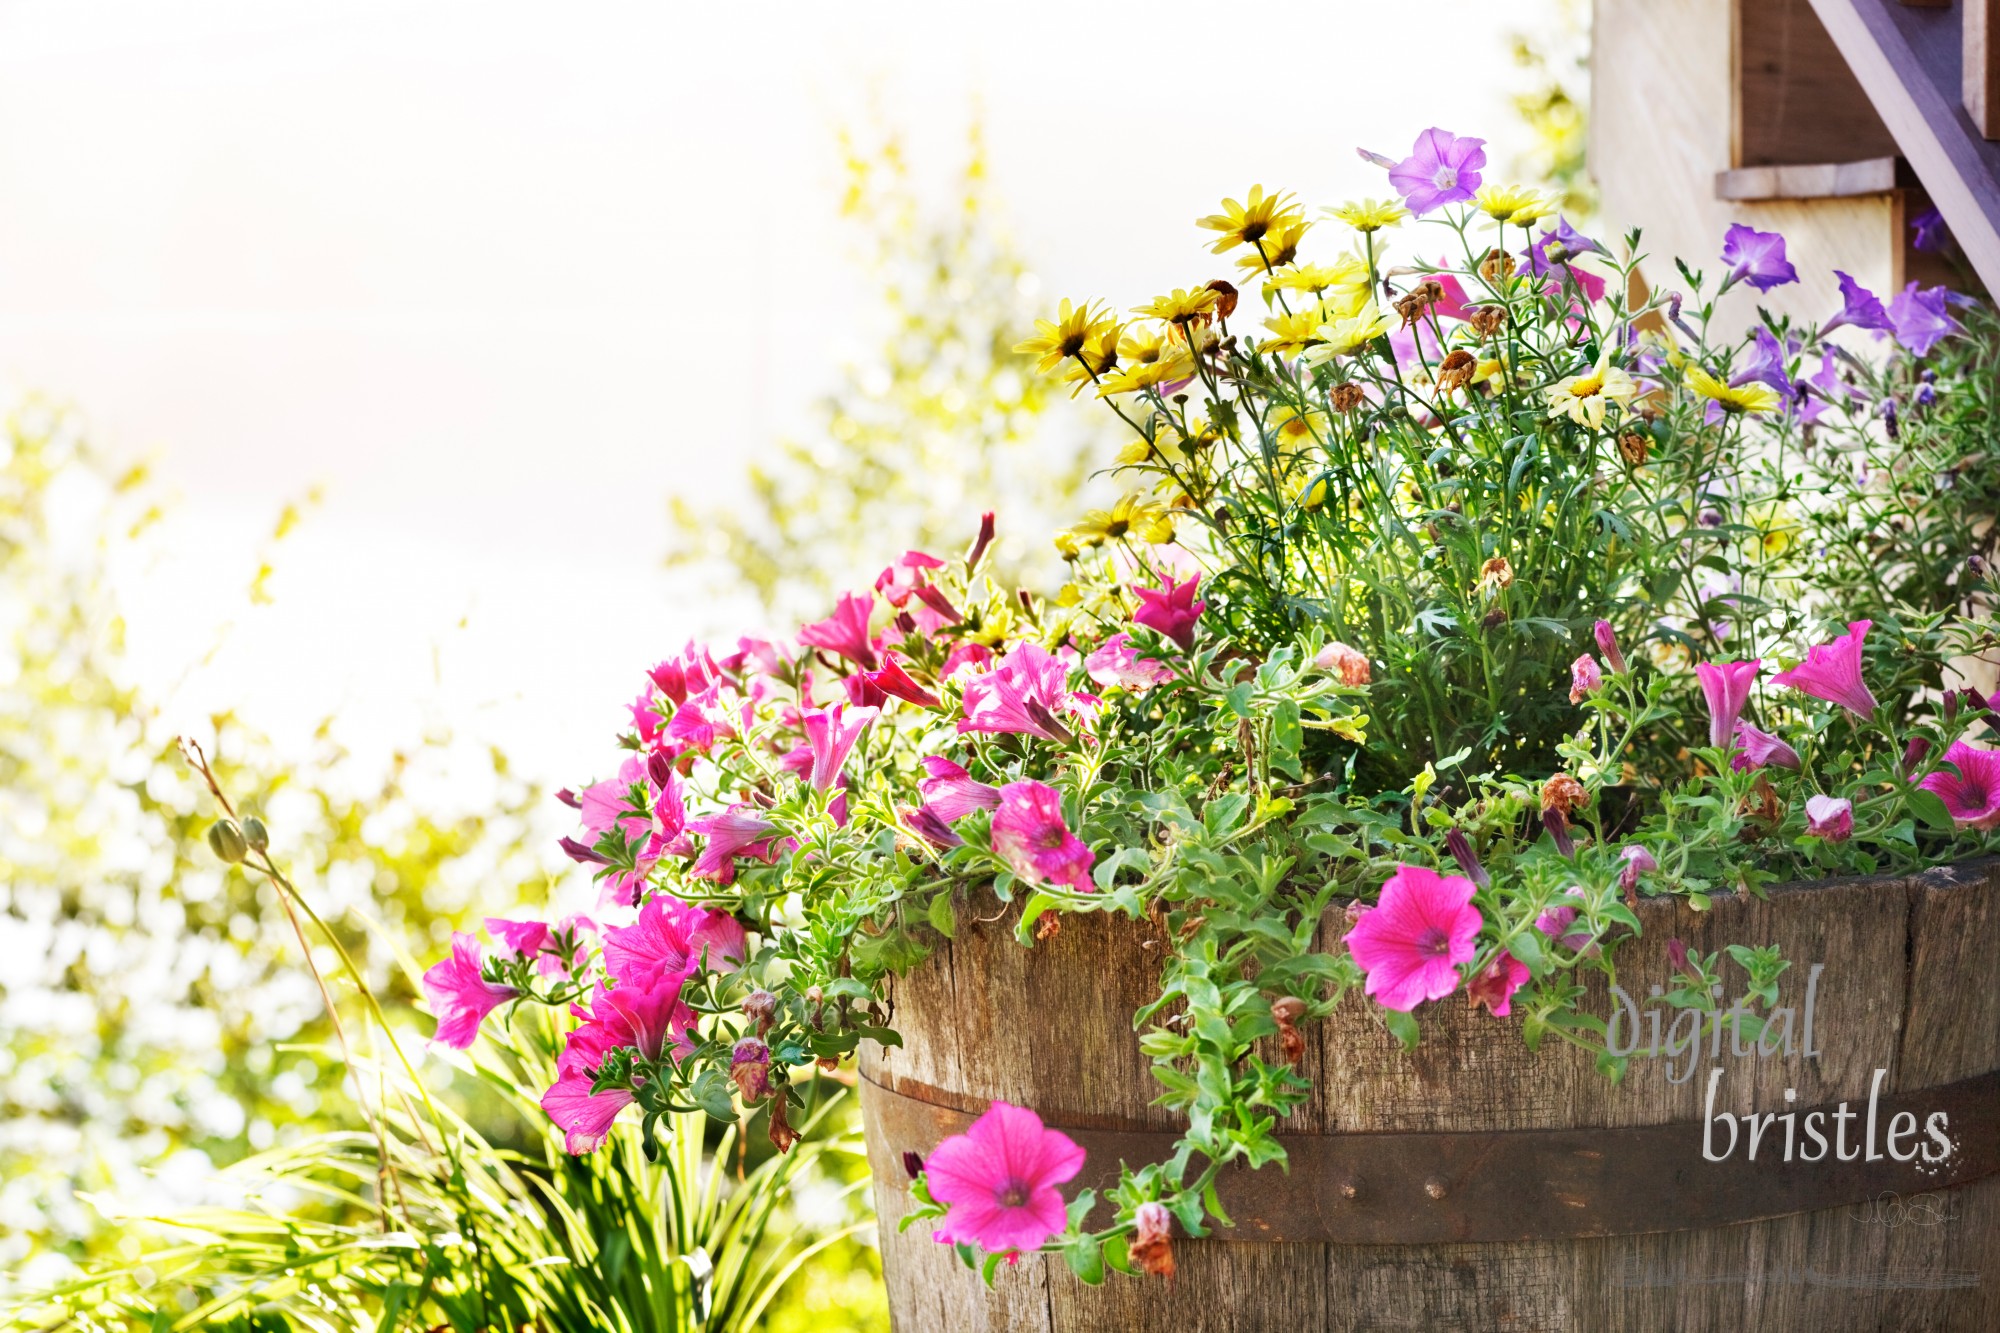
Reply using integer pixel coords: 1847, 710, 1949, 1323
1014, 299, 1117, 375
1058, 321, 1123, 394
1545, 354, 1639, 429
1300, 303, 1396, 364
1261, 306, 1328, 355
1269, 404, 1330, 450
1323, 198, 1407, 232
1686, 365, 1780, 415
1474, 183, 1558, 225
1234, 218, 1312, 274
1196, 186, 1305, 255
1096, 349, 1195, 396
1064, 493, 1177, 547
1133, 287, 1221, 325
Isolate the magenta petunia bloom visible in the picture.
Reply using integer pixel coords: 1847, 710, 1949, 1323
540, 1070, 633, 1155
603, 893, 744, 984
1917, 741, 2000, 828
1823, 270, 1891, 336
924, 1100, 1086, 1255
990, 780, 1096, 892
1888, 282, 1964, 357
1131, 572, 1206, 651
1085, 632, 1176, 691
663, 683, 737, 757
1618, 844, 1659, 897
595, 969, 699, 1062
1568, 653, 1602, 704
1534, 886, 1592, 951
1343, 863, 1483, 1012
1733, 721, 1802, 772
1719, 224, 1798, 291
578, 755, 653, 840
958, 642, 1081, 743
1594, 620, 1628, 675
801, 703, 878, 792
1693, 659, 1762, 750
421, 932, 520, 1049
686, 805, 780, 884
902, 803, 964, 849
1804, 794, 1854, 842
919, 756, 1003, 822
1771, 620, 1877, 720
799, 591, 880, 671
868, 654, 941, 708
1386, 128, 1486, 215
1465, 950, 1529, 1017
486, 914, 598, 978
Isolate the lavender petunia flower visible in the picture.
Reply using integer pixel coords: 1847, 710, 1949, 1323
1387, 128, 1486, 215
1821, 271, 1890, 336
1888, 282, 1964, 357
1910, 207, 1949, 253
1720, 224, 1798, 292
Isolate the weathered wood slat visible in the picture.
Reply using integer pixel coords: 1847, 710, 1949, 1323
1971, 0, 2000, 138
1715, 158, 1903, 200
861, 860, 2000, 1330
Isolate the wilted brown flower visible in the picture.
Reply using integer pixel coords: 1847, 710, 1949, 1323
1331, 382, 1368, 413
1271, 995, 1309, 1063
1477, 555, 1515, 595
1468, 305, 1507, 338
1478, 248, 1515, 285
1541, 773, 1588, 816
1437, 349, 1478, 394
1035, 912, 1062, 942
1393, 279, 1446, 328
1204, 279, 1240, 320
768, 1094, 800, 1153
1618, 430, 1651, 466
1130, 1201, 1176, 1279
1315, 640, 1372, 686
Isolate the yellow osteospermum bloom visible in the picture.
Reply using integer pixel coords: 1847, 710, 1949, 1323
1096, 348, 1195, 396
1746, 500, 1800, 558
1058, 321, 1123, 395
1134, 286, 1221, 325
1300, 303, 1395, 364
1261, 305, 1327, 355
1015, 299, 1116, 375
1474, 183, 1558, 225
1323, 198, 1407, 232
1264, 254, 1368, 297
1686, 365, 1780, 415
1065, 493, 1177, 547
1235, 218, 1312, 274
1269, 404, 1330, 450
1196, 185, 1304, 254
1545, 354, 1639, 429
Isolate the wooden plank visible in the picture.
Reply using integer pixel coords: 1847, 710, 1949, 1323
1716, 156, 1902, 197
1972, 0, 2000, 138
1811, 0, 2000, 290
1737, 0, 1901, 167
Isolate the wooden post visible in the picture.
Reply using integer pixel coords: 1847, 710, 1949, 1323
1972, 0, 2000, 137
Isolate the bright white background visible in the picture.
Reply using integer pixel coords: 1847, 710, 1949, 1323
0, 0, 1544, 791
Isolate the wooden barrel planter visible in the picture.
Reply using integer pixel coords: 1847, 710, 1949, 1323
858, 859, 2000, 1331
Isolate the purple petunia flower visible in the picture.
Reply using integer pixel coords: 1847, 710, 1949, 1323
1387, 128, 1486, 215
1888, 282, 1964, 357
1910, 207, 1949, 253
1720, 224, 1798, 292
1822, 271, 1891, 336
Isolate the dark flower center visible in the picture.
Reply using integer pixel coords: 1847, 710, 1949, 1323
999, 1181, 1030, 1208
1416, 926, 1451, 958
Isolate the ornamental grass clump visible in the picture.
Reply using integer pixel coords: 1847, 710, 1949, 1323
412, 126, 2000, 1286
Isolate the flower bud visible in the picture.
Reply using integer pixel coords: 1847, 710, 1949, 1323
1593, 620, 1628, 675
239, 816, 269, 853
647, 750, 676, 790
1945, 690, 1960, 723
1444, 828, 1490, 888
1666, 937, 1696, 980
556, 786, 581, 810
1902, 736, 1932, 775
743, 988, 778, 1035
901, 1150, 925, 1180
206, 819, 249, 864
967, 511, 997, 572
1804, 794, 1854, 843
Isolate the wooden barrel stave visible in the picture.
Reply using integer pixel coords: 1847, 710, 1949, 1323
859, 860, 2000, 1330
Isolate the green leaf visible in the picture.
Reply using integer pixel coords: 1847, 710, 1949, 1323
1063, 1236, 1105, 1285
1908, 787, 1956, 833
1014, 892, 1059, 947
927, 891, 957, 939
980, 1249, 1007, 1287
1382, 1008, 1421, 1052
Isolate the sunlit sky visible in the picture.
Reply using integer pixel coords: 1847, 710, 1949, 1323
0, 0, 1549, 795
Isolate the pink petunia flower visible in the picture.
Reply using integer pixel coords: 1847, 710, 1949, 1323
1733, 721, 1802, 772
1569, 654, 1602, 703
686, 805, 780, 884
801, 703, 878, 792
1771, 620, 1878, 720
602, 893, 745, 985
958, 642, 1081, 744
1465, 950, 1529, 1017
1917, 741, 2000, 828
1534, 886, 1593, 951
924, 1100, 1086, 1255
540, 1070, 633, 1155
990, 780, 1095, 892
1387, 128, 1486, 215
421, 933, 520, 1049
919, 757, 1003, 822
799, 591, 880, 671
941, 641, 994, 681
1343, 864, 1484, 1012
868, 654, 942, 707
1594, 620, 1628, 674
594, 969, 699, 1063
1694, 659, 1762, 750
485, 914, 597, 978
1084, 633, 1176, 691
1131, 573, 1206, 652
1804, 794, 1854, 842
578, 755, 652, 840
1315, 640, 1372, 686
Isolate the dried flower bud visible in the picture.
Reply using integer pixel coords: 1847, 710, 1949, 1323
1393, 280, 1445, 328
1568, 654, 1603, 704
768, 1094, 800, 1154
1804, 794, 1853, 843
1477, 556, 1515, 593
1618, 844, 1658, 909
206, 819, 249, 864
1035, 912, 1062, 942
1478, 248, 1515, 284
1270, 995, 1308, 1025
1541, 774, 1588, 817
805, 985, 824, 1005
1344, 898, 1367, 927
1617, 431, 1651, 467
1468, 305, 1506, 338
1315, 640, 1372, 686
239, 816, 269, 853
743, 988, 778, 1035
730, 1038, 772, 1102
1204, 279, 1239, 320
1437, 349, 1478, 394
1665, 937, 1695, 979
1481, 607, 1509, 630
1330, 382, 1368, 413
1131, 1201, 1176, 1279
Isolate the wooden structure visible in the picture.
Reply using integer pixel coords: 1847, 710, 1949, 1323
860, 861, 2000, 1330
1592, 0, 2000, 334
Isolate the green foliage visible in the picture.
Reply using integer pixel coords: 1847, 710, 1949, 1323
664, 117, 1106, 621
